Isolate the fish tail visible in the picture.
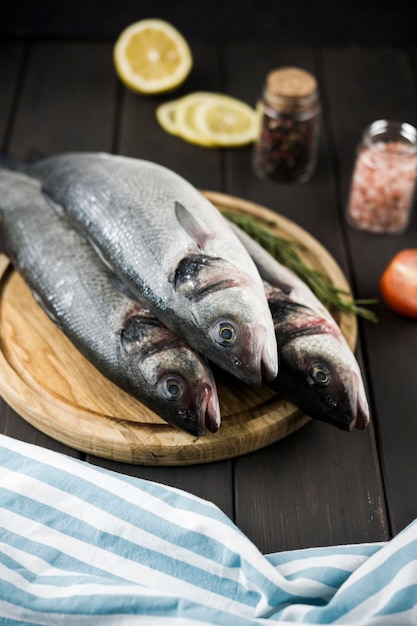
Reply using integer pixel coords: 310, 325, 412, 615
0, 150, 46, 173
0, 152, 23, 172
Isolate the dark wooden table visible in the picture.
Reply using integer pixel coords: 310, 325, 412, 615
1, 37, 417, 555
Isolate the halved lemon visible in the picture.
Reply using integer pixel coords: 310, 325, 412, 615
114, 19, 193, 94
156, 92, 259, 147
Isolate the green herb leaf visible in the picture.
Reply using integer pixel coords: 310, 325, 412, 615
221, 209, 378, 323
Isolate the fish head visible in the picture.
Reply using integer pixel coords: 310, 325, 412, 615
173, 254, 278, 385
278, 333, 370, 431
121, 313, 221, 436
147, 347, 221, 437
206, 310, 276, 386
139, 350, 221, 437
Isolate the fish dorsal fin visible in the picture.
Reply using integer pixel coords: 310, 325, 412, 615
107, 271, 138, 299
255, 265, 292, 295
85, 235, 116, 271
31, 289, 63, 329
41, 186, 116, 274
174, 201, 210, 248
41, 187, 66, 217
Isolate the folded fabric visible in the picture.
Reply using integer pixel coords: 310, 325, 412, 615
0, 433, 416, 625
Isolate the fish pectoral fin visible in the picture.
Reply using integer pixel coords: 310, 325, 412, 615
120, 315, 163, 355
173, 254, 227, 298
173, 253, 240, 300
259, 270, 293, 295
174, 201, 211, 248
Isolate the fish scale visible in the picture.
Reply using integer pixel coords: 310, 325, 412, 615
230, 222, 371, 431
27, 152, 278, 385
0, 168, 221, 436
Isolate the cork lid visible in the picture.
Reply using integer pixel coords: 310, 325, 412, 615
266, 67, 317, 99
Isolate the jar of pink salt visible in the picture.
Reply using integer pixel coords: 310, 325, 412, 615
346, 119, 417, 234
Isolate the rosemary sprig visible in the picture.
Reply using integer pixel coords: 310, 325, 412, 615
221, 209, 378, 323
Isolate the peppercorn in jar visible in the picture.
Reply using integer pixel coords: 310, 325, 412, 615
253, 67, 321, 184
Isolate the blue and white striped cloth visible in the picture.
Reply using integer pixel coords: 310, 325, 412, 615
1, 432, 416, 625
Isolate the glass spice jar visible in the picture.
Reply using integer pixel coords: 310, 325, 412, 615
346, 119, 417, 234
252, 66, 321, 184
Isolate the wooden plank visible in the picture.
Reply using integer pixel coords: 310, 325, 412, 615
225, 43, 388, 552
222, 44, 349, 266
92, 41, 235, 517
8, 40, 117, 157
117, 42, 222, 190
0, 41, 25, 149
0, 397, 79, 453
322, 45, 417, 537
235, 422, 387, 553
2, 40, 117, 456
88, 456, 235, 519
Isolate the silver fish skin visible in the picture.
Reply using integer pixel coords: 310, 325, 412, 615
0, 168, 221, 436
229, 223, 370, 431
25, 152, 278, 386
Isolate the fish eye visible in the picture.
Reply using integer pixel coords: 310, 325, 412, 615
211, 320, 238, 347
308, 364, 331, 385
160, 376, 185, 402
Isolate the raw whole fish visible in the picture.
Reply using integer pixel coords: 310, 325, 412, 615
25, 152, 278, 385
230, 224, 370, 431
0, 169, 221, 436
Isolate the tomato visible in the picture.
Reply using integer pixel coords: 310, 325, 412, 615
380, 249, 417, 318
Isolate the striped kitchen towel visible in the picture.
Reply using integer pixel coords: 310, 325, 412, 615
0, 432, 416, 625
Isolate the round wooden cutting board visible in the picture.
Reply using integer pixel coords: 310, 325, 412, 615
0, 192, 357, 465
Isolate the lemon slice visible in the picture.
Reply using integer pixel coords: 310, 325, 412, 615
114, 19, 193, 94
155, 99, 181, 135
174, 92, 219, 146
194, 95, 259, 146
156, 92, 259, 147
